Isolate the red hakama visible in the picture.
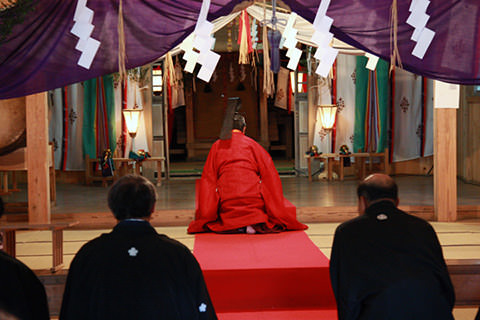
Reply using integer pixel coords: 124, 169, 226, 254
188, 131, 307, 233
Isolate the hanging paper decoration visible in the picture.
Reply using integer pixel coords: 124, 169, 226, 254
238, 10, 253, 64
70, 0, 101, 69
407, 0, 435, 59
179, 0, 220, 82
310, 0, 338, 78
365, 52, 379, 71
281, 12, 302, 71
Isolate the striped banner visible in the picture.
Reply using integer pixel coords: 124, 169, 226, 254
354, 56, 388, 153
83, 75, 116, 161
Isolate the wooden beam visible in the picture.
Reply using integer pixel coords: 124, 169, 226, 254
434, 108, 457, 221
26, 92, 50, 224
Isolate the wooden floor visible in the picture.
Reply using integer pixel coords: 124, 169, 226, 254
2, 175, 480, 252
3, 175, 480, 212
2, 175, 480, 319
4, 174, 480, 269
12, 222, 480, 320
12, 221, 480, 270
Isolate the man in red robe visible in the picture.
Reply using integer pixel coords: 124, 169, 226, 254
188, 98, 306, 234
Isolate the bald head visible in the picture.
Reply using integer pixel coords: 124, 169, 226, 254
357, 174, 398, 208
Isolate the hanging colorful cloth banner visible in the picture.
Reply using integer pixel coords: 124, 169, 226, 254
83, 75, 116, 160
172, 57, 185, 109
49, 88, 64, 170
334, 54, 356, 154
392, 67, 422, 162
49, 83, 85, 170
353, 56, 388, 153
274, 67, 289, 110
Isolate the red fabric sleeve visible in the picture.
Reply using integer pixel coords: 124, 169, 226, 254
253, 142, 307, 231
187, 143, 220, 233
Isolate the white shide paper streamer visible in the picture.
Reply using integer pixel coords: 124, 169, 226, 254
180, 0, 219, 82
407, 0, 435, 59
71, 0, 100, 69
310, 0, 338, 77
282, 12, 302, 71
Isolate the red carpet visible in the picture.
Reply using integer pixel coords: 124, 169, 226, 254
193, 231, 337, 319
218, 309, 338, 320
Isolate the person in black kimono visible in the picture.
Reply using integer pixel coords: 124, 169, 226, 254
0, 197, 50, 320
60, 175, 217, 320
329, 173, 455, 320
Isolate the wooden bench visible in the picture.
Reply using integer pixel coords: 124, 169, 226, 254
85, 155, 165, 186
0, 221, 78, 272
306, 149, 389, 182
0, 144, 56, 203
447, 259, 480, 306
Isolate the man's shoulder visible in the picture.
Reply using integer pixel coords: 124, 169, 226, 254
392, 206, 435, 230
335, 207, 434, 237
0, 251, 41, 287
76, 231, 190, 257
156, 233, 192, 253
335, 214, 368, 233
0, 250, 32, 273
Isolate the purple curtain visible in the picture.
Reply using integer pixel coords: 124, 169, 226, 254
283, 0, 480, 85
0, 0, 243, 99
1, 0, 479, 100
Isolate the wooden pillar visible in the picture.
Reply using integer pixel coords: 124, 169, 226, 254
258, 69, 269, 148
26, 92, 50, 224
433, 108, 457, 222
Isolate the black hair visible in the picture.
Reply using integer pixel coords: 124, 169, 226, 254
232, 113, 246, 131
357, 178, 398, 203
107, 175, 157, 220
